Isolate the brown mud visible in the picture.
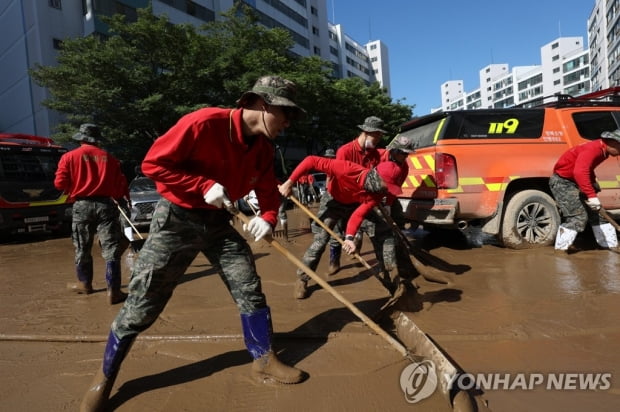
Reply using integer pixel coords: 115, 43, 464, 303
1, 206, 619, 411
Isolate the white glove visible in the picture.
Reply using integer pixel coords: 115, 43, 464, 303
586, 197, 601, 211
243, 216, 272, 242
203, 183, 230, 208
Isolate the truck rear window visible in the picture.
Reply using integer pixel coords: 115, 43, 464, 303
399, 110, 546, 149
0, 149, 61, 181
443, 110, 545, 139
572, 111, 620, 140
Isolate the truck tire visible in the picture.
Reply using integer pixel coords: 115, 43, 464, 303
501, 190, 560, 249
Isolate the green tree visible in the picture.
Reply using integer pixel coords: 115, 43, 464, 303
30, 4, 413, 166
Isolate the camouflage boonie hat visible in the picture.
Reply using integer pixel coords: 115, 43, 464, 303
601, 129, 620, 143
358, 116, 387, 134
237, 75, 306, 119
363, 168, 385, 194
72, 123, 102, 143
387, 134, 415, 153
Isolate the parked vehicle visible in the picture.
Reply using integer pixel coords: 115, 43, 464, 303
390, 87, 620, 249
311, 172, 327, 198
0, 133, 72, 238
127, 176, 161, 229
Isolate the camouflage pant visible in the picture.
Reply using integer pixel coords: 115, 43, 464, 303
112, 198, 267, 340
549, 173, 602, 232
71, 198, 125, 265
297, 195, 411, 281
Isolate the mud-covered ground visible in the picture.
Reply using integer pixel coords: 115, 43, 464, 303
1, 206, 619, 411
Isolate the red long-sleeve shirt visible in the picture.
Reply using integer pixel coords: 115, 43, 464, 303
289, 156, 382, 236
335, 138, 382, 167
380, 149, 409, 186
553, 139, 608, 198
54, 143, 129, 200
142, 107, 280, 226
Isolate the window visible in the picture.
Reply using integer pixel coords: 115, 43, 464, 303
573, 111, 620, 140
49, 0, 62, 9
52, 38, 63, 50
552, 42, 559, 49
312, 26, 319, 35
552, 55, 560, 61
443, 111, 545, 139
553, 67, 560, 73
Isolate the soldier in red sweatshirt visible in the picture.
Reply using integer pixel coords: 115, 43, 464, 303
80, 76, 307, 412
54, 123, 130, 305
279, 156, 405, 299
550, 129, 620, 252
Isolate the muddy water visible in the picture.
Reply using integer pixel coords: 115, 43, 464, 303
1, 209, 619, 411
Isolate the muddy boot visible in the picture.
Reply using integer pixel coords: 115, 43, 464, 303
67, 262, 94, 294
80, 330, 134, 412
351, 233, 363, 262
293, 278, 308, 299
326, 245, 341, 276
379, 269, 397, 295
105, 261, 127, 305
241, 307, 305, 384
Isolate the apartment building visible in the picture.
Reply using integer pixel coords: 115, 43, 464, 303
0, 0, 390, 136
588, 0, 620, 91
438, 36, 591, 112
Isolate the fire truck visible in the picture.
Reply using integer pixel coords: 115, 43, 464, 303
390, 88, 620, 248
0, 133, 72, 238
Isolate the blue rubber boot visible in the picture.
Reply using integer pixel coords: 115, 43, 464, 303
241, 307, 305, 384
326, 245, 341, 276
105, 261, 127, 304
67, 262, 94, 294
80, 330, 134, 412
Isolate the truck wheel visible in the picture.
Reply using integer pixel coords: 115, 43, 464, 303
501, 190, 560, 249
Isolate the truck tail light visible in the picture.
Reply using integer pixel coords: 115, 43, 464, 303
435, 153, 458, 189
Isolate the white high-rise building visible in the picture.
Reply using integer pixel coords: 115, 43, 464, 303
588, 0, 609, 91
587, 0, 620, 91
0, 0, 390, 136
438, 36, 591, 112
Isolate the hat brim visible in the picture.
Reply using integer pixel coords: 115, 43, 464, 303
358, 125, 387, 134
237, 91, 306, 120
601, 131, 620, 144
389, 147, 414, 153
72, 133, 97, 143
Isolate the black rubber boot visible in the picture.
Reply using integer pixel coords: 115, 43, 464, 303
80, 330, 134, 412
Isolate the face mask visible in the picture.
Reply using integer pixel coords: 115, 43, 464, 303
364, 139, 376, 149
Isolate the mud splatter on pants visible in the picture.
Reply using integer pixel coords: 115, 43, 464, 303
549, 173, 604, 232
112, 198, 267, 339
71, 198, 125, 265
